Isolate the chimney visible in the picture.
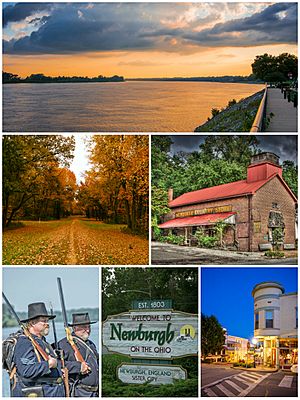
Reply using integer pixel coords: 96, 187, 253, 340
247, 152, 282, 183
168, 188, 173, 202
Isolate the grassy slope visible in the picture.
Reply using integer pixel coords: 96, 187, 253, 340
195, 90, 264, 132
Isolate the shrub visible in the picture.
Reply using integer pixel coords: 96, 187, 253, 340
159, 234, 185, 245
194, 228, 218, 248
264, 250, 285, 258
233, 362, 254, 368
227, 99, 237, 107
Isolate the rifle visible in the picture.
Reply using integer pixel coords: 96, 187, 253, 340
50, 302, 70, 398
2, 292, 49, 362
57, 278, 86, 364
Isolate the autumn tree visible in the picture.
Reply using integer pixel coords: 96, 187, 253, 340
80, 135, 149, 234
2, 135, 75, 227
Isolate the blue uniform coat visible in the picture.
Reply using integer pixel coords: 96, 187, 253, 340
58, 334, 99, 397
12, 334, 65, 397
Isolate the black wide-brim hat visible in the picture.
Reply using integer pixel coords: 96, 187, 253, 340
68, 313, 97, 326
20, 302, 56, 323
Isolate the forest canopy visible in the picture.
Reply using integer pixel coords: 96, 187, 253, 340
77, 135, 149, 235
3, 135, 149, 236
3, 135, 76, 228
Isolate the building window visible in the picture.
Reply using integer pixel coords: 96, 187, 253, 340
255, 312, 259, 329
296, 307, 298, 328
265, 310, 274, 328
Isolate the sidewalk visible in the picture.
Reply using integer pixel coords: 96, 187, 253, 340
232, 365, 278, 373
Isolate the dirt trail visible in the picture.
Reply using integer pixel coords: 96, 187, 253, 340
66, 219, 77, 265
3, 217, 149, 265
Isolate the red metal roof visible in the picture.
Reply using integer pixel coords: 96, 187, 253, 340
158, 212, 235, 228
169, 173, 297, 208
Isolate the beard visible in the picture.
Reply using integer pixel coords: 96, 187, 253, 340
80, 331, 90, 341
41, 325, 49, 336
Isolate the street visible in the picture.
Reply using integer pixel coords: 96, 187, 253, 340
201, 364, 297, 397
151, 242, 297, 265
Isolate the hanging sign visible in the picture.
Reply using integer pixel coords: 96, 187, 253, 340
103, 310, 198, 359
117, 363, 187, 385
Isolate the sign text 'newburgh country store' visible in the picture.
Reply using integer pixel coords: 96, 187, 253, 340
102, 310, 198, 359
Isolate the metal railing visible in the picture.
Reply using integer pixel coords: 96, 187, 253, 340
250, 84, 268, 132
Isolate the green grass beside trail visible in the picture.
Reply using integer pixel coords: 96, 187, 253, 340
102, 354, 198, 397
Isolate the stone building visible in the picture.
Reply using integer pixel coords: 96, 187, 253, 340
158, 152, 297, 252
252, 281, 298, 369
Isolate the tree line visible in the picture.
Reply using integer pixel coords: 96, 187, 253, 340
102, 267, 198, 320
3, 71, 124, 84
3, 303, 99, 328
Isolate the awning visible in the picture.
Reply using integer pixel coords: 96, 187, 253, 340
158, 212, 235, 229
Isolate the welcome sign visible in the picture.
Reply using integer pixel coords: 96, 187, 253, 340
102, 310, 198, 359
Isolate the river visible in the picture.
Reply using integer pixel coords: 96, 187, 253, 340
3, 81, 264, 132
2, 323, 99, 397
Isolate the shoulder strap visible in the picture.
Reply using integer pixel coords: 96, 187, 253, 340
73, 337, 97, 360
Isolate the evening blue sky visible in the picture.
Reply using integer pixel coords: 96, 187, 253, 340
201, 267, 298, 340
2, 267, 99, 312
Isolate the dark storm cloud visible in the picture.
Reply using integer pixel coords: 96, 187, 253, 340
184, 3, 297, 46
259, 135, 298, 164
3, 2, 298, 55
3, 3, 53, 27
3, 3, 157, 54
170, 135, 297, 164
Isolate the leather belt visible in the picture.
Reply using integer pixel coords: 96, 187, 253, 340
77, 384, 99, 392
19, 376, 63, 385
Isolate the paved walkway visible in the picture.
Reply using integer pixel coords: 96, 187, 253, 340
265, 88, 297, 132
151, 242, 297, 265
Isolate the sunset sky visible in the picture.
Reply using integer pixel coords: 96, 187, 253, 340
3, 2, 298, 78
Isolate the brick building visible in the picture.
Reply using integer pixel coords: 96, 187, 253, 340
158, 152, 297, 252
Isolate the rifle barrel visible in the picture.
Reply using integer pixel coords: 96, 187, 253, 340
50, 302, 58, 349
57, 278, 69, 328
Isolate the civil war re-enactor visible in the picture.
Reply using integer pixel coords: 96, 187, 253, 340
3, 292, 99, 397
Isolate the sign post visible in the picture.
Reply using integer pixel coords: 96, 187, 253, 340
102, 300, 198, 385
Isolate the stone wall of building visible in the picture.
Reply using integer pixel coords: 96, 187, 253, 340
252, 176, 296, 251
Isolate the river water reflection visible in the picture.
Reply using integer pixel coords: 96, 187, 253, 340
3, 81, 264, 132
